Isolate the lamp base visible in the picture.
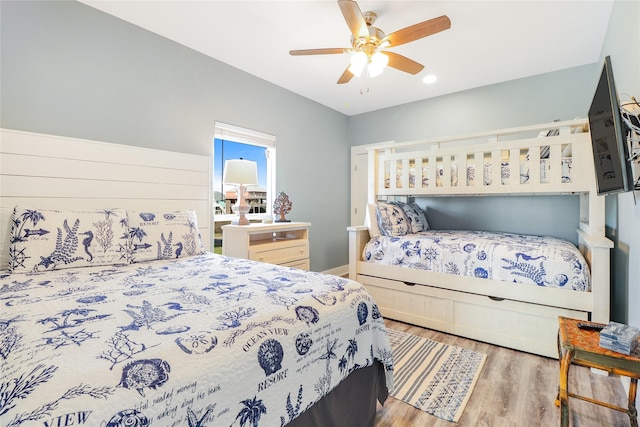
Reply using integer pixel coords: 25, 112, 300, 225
231, 185, 251, 225
231, 216, 251, 226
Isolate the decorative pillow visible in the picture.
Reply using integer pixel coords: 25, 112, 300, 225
364, 203, 382, 238
376, 201, 410, 237
8, 206, 129, 273
396, 202, 430, 233
127, 210, 205, 262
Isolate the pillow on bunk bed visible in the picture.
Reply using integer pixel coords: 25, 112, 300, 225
364, 203, 382, 238
393, 201, 430, 233
376, 201, 411, 236
127, 210, 205, 262
8, 206, 129, 273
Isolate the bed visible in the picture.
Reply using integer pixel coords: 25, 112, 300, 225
0, 129, 394, 427
348, 119, 614, 358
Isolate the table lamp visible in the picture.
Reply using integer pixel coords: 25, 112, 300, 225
223, 159, 258, 225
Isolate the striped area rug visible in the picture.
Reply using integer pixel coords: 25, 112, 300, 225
387, 328, 487, 422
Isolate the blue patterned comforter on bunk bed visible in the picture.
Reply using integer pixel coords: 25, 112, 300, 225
363, 230, 590, 291
0, 253, 394, 427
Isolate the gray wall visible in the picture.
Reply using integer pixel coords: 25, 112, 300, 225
0, 0, 349, 272
598, 0, 640, 329
347, 64, 598, 146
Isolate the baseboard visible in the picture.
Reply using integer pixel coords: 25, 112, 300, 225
323, 264, 349, 278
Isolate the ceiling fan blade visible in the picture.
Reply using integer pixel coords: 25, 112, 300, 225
289, 48, 348, 56
384, 15, 451, 47
385, 51, 424, 75
337, 67, 355, 84
338, 0, 368, 39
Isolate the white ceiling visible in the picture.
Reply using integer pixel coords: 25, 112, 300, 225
80, 1, 613, 116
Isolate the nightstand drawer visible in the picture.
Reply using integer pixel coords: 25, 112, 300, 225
280, 259, 310, 270
222, 222, 311, 270
249, 241, 308, 264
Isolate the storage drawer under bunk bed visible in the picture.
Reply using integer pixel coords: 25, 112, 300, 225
358, 274, 588, 358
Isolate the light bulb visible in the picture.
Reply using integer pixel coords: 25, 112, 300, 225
348, 52, 367, 77
368, 52, 389, 78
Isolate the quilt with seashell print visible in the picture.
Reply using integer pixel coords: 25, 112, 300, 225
0, 253, 394, 427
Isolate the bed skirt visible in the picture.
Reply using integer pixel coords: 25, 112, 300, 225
288, 362, 389, 427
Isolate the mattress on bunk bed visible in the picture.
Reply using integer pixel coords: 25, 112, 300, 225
363, 230, 590, 291
0, 253, 394, 427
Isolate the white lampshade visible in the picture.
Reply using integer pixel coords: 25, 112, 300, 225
348, 51, 368, 77
223, 159, 258, 185
368, 52, 389, 78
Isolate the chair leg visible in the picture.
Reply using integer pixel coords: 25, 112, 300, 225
558, 349, 573, 427
629, 378, 638, 427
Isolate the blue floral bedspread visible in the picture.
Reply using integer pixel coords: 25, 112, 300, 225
0, 253, 394, 427
364, 230, 590, 291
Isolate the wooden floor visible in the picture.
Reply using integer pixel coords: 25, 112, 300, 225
375, 319, 632, 427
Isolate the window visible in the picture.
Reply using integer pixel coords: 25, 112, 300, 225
213, 122, 276, 251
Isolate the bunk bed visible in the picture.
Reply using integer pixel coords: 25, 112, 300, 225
348, 119, 613, 358
0, 129, 393, 427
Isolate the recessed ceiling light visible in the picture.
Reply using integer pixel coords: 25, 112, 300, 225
423, 74, 437, 84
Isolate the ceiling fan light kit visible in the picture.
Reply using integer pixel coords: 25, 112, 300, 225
289, 0, 451, 84
348, 51, 389, 78
348, 51, 368, 77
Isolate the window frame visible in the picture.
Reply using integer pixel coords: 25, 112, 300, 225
213, 122, 276, 222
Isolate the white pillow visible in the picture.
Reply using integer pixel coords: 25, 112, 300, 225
127, 210, 205, 262
376, 201, 410, 237
364, 203, 382, 238
396, 202, 430, 233
8, 206, 129, 273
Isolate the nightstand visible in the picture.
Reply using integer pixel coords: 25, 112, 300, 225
556, 316, 640, 427
222, 222, 311, 270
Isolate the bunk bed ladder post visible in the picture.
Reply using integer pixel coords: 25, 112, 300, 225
578, 166, 612, 323
590, 239, 612, 323
348, 224, 369, 280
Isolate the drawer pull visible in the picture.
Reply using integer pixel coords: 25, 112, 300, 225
488, 296, 505, 302
403, 282, 417, 287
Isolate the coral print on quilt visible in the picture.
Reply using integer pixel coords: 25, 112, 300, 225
0, 253, 394, 427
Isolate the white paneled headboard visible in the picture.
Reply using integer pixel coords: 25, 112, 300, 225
0, 129, 212, 268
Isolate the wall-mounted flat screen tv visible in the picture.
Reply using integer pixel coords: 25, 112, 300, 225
588, 56, 634, 196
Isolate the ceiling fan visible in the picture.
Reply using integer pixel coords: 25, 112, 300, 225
289, 0, 451, 84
